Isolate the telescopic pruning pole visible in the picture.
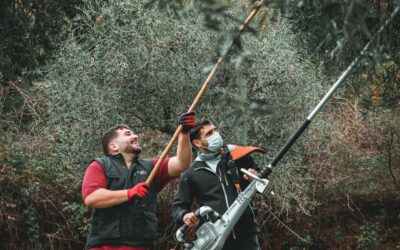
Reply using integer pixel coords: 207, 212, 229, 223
260, 5, 400, 178
146, 1, 265, 184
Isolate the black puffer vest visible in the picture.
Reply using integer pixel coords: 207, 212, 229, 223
86, 154, 157, 249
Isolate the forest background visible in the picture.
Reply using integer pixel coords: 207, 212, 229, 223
0, 0, 399, 249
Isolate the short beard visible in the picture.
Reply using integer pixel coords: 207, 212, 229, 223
132, 147, 142, 155
128, 146, 142, 155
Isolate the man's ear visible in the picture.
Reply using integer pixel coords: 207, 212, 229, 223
192, 139, 202, 149
109, 142, 118, 152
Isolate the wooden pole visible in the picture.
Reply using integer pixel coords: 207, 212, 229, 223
146, 1, 264, 184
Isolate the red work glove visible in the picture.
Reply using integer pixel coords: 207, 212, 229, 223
178, 112, 195, 133
127, 182, 149, 200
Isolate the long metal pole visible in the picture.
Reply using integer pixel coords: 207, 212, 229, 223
260, 5, 400, 178
147, 1, 265, 184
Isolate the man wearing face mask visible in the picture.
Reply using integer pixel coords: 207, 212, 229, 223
171, 120, 267, 250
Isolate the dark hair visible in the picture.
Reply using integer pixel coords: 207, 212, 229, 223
189, 120, 211, 148
102, 124, 130, 156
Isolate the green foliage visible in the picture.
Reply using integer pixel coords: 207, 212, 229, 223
0, 134, 85, 249
0, 0, 82, 81
357, 223, 383, 249
62, 201, 89, 235
35, 0, 220, 169
0, 0, 83, 133
194, 0, 400, 70
19, 188, 42, 249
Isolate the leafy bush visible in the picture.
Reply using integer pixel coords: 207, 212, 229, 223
357, 223, 383, 249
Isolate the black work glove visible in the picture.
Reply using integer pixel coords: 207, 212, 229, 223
178, 112, 195, 133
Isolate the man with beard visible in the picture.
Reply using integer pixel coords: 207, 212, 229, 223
171, 120, 266, 250
82, 112, 195, 250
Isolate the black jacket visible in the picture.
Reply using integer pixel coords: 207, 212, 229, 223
171, 146, 260, 238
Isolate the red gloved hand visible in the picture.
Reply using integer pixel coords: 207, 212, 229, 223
127, 182, 149, 200
178, 112, 195, 133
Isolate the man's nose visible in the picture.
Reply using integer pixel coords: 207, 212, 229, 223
132, 134, 139, 140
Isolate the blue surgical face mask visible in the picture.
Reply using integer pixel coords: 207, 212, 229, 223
205, 132, 223, 153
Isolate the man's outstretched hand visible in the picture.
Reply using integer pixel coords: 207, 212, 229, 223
127, 182, 149, 200
178, 112, 195, 133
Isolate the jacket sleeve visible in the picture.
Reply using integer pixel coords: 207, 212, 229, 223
171, 171, 195, 225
